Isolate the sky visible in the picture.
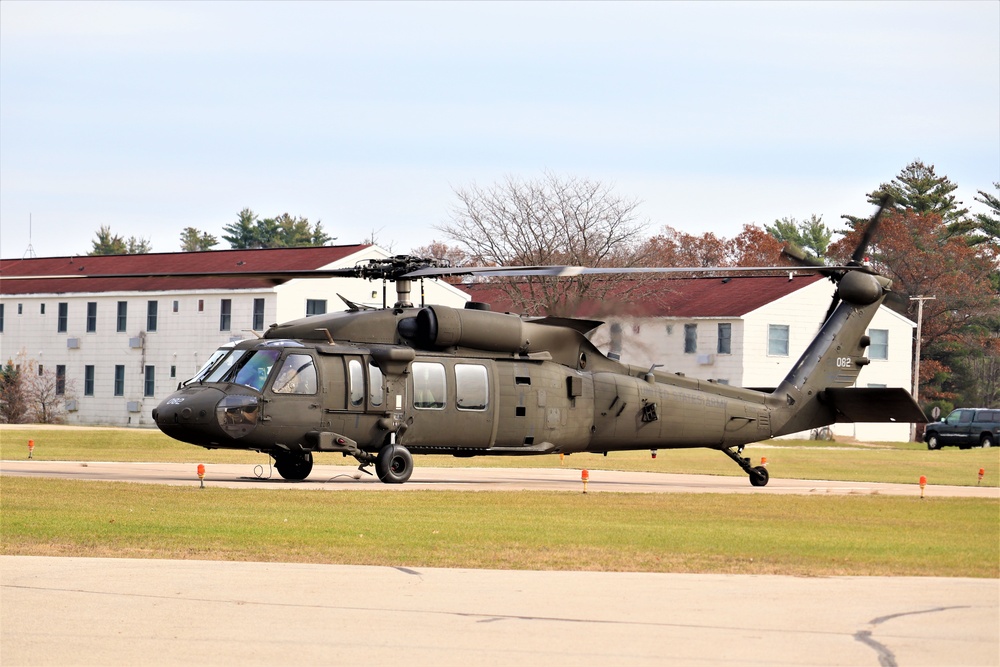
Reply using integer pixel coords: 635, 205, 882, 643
1, 1, 998, 260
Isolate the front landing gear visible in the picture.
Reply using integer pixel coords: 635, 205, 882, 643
273, 450, 314, 481
722, 446, 769, 487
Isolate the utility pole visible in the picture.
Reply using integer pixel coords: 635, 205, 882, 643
909, 295, 936, 441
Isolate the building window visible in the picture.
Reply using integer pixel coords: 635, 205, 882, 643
306, 299, 327, 317
117, 301, 128, 332
768, 324, 790, 356
86, 302, 97, 332
220, 299, 232, 331
56, 365, 66, 395
0, 303, 4, 332
198, 299, 204, 312
684, 324, 698, 354
18, 303, 23, 315
170, 365, 176, 378
147, 301, 158, 332
717, 323, 732, 355
144, 366, 155, 397
869, 328, 888, 360
84, 365, 95, 396
57, 302, 68, 333
38, 364, 44, 375
40, 303, 46, 315
172, 300, 179, 313
114, 365, 125, 396
253, 298, 265, 331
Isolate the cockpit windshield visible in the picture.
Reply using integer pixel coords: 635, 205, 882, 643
204, 350, 249, 383
184, 346, 232, 386
232, 349, 282, 392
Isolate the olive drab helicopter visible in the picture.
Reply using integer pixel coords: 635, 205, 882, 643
10, 202, 926, 485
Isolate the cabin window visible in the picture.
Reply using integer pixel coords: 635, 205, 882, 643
413, 361, 445, 410
768, 324, 789, 356
272, 354, 317, 395
233, 349, 281, 392
369, 361, 384, 407
717, 323, 731, 354
455, 363, 488, 411
684, 324, 698, 354
346, 359, 364, 406
868, 328, 888, 360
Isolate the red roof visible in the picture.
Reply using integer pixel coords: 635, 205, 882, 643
0, 246, 372, 295
462, 274, 828, 318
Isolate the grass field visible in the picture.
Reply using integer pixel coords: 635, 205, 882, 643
2, 426, 998, 578
2, 476, 997, 578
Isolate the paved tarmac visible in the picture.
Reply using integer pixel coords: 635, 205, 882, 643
2, 556, 997, 667
3, 459, 999, 497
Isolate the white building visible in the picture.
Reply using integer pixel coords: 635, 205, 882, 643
467, 274, 917, 442
0, 245, 469, 426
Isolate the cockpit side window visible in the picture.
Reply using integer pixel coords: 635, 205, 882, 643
369, 361, 384, 407
271, 354, 317, 395
348, 359, 365, 406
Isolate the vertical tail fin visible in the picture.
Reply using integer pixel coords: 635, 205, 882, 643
768, 270, 891, 436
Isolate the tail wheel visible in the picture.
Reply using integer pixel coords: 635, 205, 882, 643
376, 444, 413, 484
749, 465, 769, 487
274, 451, 314, 481
927, 434, 940, 450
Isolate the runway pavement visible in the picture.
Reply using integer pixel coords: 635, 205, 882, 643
2, 556, 998, 666
3, 459, 999, 497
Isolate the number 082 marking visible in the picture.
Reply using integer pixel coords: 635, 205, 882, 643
836, 357, 853, 368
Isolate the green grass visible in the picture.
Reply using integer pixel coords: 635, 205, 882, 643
3, 426, 997, 487
2, 477, 996, 578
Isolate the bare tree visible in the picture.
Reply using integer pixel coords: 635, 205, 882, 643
0, 353, 31, 423
438, 172, 650, 315
26, 367, 76, 424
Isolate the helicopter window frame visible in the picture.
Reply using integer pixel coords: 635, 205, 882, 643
455, 363, 488, 411
412, 361, 446, 410
271, 353, 317, 395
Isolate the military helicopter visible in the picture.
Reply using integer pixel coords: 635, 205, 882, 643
8, 204, 925, 485
141, 203, 923, 486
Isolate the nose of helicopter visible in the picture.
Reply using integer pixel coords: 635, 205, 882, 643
154, 386, 264, 446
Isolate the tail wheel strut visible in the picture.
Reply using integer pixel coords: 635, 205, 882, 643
722, 446, 769, 487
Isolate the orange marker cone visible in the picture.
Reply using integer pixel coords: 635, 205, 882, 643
919, 475, 927, 499
197, 464, 206, 489
27, 439, 34, 460
581, 469, 589, 494
978, 468, 985, 486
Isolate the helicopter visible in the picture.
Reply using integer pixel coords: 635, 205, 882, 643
5, 204, 925, 485
140, 203, 923, 486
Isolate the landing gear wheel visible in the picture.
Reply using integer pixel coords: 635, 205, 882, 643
749, 465, 769, 487
274, 451, 314, 481
926, 434, 940, 450
376, 444, 413, 484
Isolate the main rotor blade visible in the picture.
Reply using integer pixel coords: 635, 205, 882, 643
402, 264, 877, 279
851, 195, 894, 265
